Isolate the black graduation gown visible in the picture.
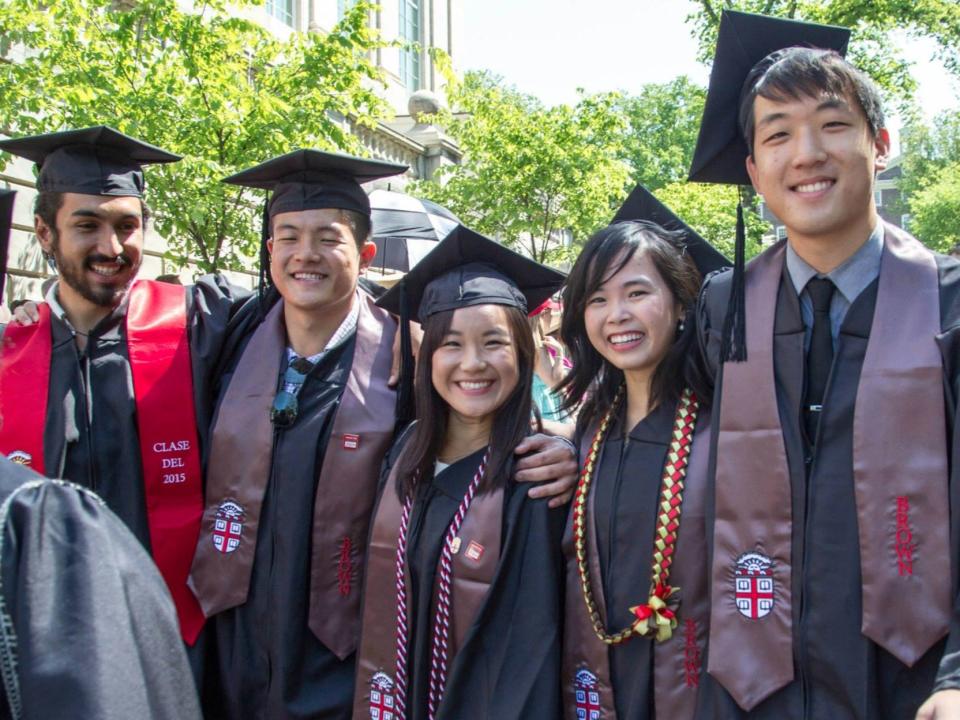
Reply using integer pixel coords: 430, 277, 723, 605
397, 447, 566, 720
202, 337, 358, 720
578, 402, 677, 719
0, 275, 250, 548
0, 456, 202, 720
693, 254, 960, 720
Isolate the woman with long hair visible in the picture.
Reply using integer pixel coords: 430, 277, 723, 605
353, 228, 567, 720
559, 216, 726, 720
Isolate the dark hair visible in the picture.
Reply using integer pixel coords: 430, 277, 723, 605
395, 304, 538, 498
34, 191, 153, 239
558, 221, 703, 435
739, 47, 885, 156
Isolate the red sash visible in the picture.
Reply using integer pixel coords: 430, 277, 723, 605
0, 304, 52, 473
0, 281, 206, 645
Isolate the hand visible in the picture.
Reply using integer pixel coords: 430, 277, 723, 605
513, 433, 579, 508
13, 301, 41, 326
917, 689, 960, 719
388, 321, 423, 387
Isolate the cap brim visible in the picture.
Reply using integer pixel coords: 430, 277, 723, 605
687, 10, 850, 185
376, 224, 566, 318
0, 125, 180, 165
222, 149, 408, 190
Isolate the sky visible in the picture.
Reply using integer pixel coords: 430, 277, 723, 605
457, 0, 959, 150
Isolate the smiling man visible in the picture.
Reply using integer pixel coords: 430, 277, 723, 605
0, 127, 249, 649
688, 12, 960, 720
188, 150, 578, 720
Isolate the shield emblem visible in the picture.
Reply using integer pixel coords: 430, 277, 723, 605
734, 551, 774, 619
7, 451, 31, 466
369, 672, 396, 720
573, 668, 601, 720
212, 500, 244, 554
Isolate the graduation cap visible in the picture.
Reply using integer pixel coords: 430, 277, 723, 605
223, 149, 407, 303
612, 184, 730, 277
687, 10, 851, 361
377, 225, 566, 425
0, 190, 13, 298
223, 149, 407, 221
0, 126, 180, 198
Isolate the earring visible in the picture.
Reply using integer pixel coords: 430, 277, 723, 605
677, 318, 686, 334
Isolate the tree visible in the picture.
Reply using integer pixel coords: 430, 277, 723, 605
689, 1, 960, 113
0, 0, 390, 273
616, 76, 706, 192
900, 109, 960, 197
907, 162, 960, 252
656, 181, 768, 261
408, 71, 631, 264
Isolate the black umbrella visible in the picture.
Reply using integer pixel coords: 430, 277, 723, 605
369, 189, 461, 273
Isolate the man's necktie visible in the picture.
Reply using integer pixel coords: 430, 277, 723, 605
803, 276, 836, 444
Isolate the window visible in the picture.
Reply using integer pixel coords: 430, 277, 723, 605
399, 0, 421, 91
776, 225, 788, 241
874, 189, 883, 207
901, 214, 911, 230
265, 0, 294, 26
757, 200, 766, 219
338, 0, 359, 19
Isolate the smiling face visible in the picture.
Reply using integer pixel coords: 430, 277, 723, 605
746, 91, 890, 249
266, 207, 375, 316
583, 249, 682, 385
36, 192, 144, 311
431, 304, 521, 431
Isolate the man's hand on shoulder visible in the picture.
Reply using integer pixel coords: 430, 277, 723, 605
513, 433, 578, 508
12, 300, 40, 325
917, 689, 960, 719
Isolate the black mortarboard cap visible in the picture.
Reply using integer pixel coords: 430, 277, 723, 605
612, 184, 730, 276
378, 225, 565, 426
0, 126, 180, 198
0, 190, 13, 298
687, 11, 851, 363
377, 225, 565, 322
688, 11, 851, 185
223, 149, 407, 219
223, 149, 406, 312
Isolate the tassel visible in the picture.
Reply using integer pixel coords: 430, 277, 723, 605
719, 196, 747, 363
395, 287, 416, 429
257, 198, 272, 320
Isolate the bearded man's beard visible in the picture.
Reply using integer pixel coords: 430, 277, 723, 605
50, 232, 140, 308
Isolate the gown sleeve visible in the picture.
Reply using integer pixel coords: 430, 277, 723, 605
0, 472, 202, 720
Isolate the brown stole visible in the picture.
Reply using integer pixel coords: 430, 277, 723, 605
189, 292, 397, 660
708, 227, 951, 711
353, 442, 504, 717
562, 410, 711, 720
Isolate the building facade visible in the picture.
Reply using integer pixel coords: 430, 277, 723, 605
0, 0, 462, 302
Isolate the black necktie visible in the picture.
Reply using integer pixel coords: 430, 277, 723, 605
804, 277, 835, 444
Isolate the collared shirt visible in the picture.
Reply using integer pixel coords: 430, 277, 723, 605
282, 291, 361, 394
785, 223, 884, 349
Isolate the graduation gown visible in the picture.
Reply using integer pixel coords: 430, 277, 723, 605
0, 456, 202, 720
575, 403, 679, 718
356, 445, 566, 720
202, 336, 359, 719
693, 242, 960, 719
0, 275, 248, 548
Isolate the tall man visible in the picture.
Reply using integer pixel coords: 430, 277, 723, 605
688, 12, 960, 719
0, 127, 249, 646
188, 149, 578, 719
